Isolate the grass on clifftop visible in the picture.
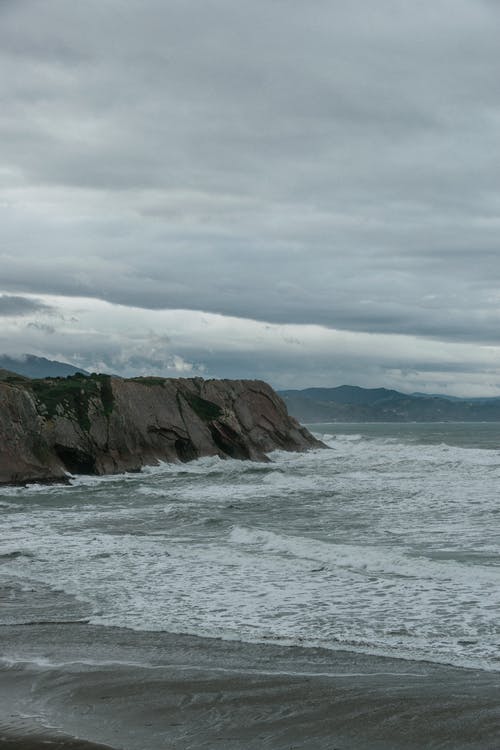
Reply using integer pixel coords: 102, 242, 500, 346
0, 369, 30, 383
29, 373, 114, 431
130, 376, 167, 387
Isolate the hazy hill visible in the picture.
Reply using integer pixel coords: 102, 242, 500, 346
279, 385, 500, 422
283, 385, 403, 406
0, 355, 87, 379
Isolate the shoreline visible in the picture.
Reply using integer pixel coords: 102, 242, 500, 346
2, 622, 500, 750
0, 723, 114, 750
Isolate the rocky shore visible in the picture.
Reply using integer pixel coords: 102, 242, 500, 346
0, 372, 323, 485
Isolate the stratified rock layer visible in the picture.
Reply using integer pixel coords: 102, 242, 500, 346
0, 374, 324, 485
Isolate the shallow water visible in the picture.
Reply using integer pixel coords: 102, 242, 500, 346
1, 422, 499, 671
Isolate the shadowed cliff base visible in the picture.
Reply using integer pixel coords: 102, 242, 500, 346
0, 374, 324, 486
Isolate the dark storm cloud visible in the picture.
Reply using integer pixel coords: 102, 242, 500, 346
1, 0, 500, 348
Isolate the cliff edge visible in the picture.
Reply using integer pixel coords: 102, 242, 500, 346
0, 373, 324, 485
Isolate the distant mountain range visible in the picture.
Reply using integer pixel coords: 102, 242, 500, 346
279, 385, 500, 422
0, 354, 87, 379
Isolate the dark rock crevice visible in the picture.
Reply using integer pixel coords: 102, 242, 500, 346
208, 422, 253, 461
147, 425, 199, 463
53, 445, 97, 475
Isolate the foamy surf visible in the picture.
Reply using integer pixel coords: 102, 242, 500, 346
1, 422, 500, 673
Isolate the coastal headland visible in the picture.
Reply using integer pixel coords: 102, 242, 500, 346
0, 372, 323, 486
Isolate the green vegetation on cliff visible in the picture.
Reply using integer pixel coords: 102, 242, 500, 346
29, 373, 114, 431
130, 376, 167, 387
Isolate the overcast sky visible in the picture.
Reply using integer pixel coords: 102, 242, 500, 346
1, 0, 500, 394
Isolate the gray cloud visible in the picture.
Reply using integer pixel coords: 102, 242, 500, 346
0, 295, 52, 317
1, 296, 499, 396
26, 321, 56, 334
1, 1, 500, 391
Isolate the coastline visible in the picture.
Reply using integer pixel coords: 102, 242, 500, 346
1, 622, 499, 750
0, 725, 113, 750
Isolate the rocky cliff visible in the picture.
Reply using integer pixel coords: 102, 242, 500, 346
0, 373, 324, 485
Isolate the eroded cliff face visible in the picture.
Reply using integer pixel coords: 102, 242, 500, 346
0, 374, 324, 485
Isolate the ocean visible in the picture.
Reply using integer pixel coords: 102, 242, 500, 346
2, 421, 499, 674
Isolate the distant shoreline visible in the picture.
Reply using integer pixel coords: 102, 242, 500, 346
306, 419, 500, 424
281, 384, 500, 423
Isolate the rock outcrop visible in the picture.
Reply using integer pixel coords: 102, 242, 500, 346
0, 373, 324, 485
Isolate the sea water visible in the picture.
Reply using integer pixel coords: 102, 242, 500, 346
1, 422, 499, 672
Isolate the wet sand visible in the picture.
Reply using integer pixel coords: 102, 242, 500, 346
0, 724, 113, 750
1, 622, 499, 749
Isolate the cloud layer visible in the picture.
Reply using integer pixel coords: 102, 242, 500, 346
1, 1, 500, 392
1, 293, 500, 397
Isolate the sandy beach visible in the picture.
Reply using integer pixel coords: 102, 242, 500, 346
0, 725, 113, 750
1, 622, 499, 750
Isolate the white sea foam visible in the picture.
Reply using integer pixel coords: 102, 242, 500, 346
228, 526, 500, 584
2, 424, 500, 671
